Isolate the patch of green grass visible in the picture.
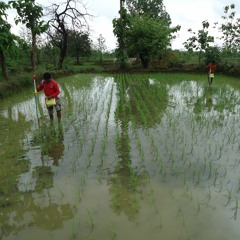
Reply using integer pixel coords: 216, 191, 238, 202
70, 65, 104, 72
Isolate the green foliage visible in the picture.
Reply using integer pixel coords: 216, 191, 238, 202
96, 34, 107, 62
67, 30, 91, 64
0, 2, 13, 46
0, 1, 18, 79
126, 0, 180, 40
9, 0, 48, 35
204, 46, 221, 65
9, 0, 49, 71
40, 43, 60, 68
184, 21, 214, 53
113, 0, 180, 69
113, 6, 130, 69
126, 0, 171, 23
126, 16, 172, 68
184, 20, 214, 64
219, 4, 240, 54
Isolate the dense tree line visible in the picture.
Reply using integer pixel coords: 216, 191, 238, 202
1, 0, 240, 81
0, 0, 94, 80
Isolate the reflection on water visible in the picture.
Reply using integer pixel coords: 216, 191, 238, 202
1, 74, 240, 239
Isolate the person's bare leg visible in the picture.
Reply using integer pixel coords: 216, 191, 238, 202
57, 110, 61, 122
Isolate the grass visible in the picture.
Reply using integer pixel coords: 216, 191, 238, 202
70, 65, 104, 72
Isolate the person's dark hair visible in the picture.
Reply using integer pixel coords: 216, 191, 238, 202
43, 72, 51, 80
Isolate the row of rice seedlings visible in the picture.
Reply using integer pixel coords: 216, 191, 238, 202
109, 175, 121, 208
129, 75, 154, 128
61, 79, 113, 238
64, 80, 107, 174
83, 80, 115, 173
105, 81, 114, 136
88, 83, 110, 160
126, 74, 171, 189
114, 74, 141, 191
119, 74, 180, 205
96, 80, 115, 172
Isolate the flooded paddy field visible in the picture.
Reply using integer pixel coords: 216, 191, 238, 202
1, 73, 240, 239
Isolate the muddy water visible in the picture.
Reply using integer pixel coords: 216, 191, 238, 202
1, 73, 240, 240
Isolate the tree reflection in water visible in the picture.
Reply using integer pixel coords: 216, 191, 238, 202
108, 75, 168, 220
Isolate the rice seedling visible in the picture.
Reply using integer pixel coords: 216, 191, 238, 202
208, 160, 213, 179
213, 168, 219, 186
71, 217, 80, 239
225, 188, 232, 206
87, 209, 94, 232
109, 221, 117, 239
232, 197, 239, 220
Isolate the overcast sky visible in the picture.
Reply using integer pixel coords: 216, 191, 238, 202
6, 0, 240, 50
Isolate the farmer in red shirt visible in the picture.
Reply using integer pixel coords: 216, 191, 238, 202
207, 61, 216, 86
37, 72, 61, 122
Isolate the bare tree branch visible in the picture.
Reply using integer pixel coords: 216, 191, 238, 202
44, 0, 92, 69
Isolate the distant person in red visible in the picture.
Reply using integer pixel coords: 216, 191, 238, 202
37, 72, 61, 122
207, 61, 216, 86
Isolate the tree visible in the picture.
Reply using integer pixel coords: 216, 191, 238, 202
18, 26, 42, 67
126, 16, 173, 68
46, 0, 91, 69
0, 2, 16, 80
219, 4, 240, 55
126, 0, 171, 23
10, 0, 49, 72
184, 20, 214, 64
113, 0, 129, 70
96, 34, 107, 62
113, 0, 180, 69
41, 41, 60, 69
204, 46, 221, 65
67, 30, 91, 64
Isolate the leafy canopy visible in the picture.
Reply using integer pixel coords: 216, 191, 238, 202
9, 0, 48, 35
0, 2, 15, 49
126, 16, 172, 68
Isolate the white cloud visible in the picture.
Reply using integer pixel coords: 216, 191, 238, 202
89, 15, 117, 51
165, 0, 240, 49
86, 0, 119, 50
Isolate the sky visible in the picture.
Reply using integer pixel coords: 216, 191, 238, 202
5, 0, 240, 51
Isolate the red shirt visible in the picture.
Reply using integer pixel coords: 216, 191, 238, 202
37, 79, 60, 98
207, 63, 216, 73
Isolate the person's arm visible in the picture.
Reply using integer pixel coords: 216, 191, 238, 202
51, 81, 60, 98
36, 80, 44, 92
207, 64, 210, 73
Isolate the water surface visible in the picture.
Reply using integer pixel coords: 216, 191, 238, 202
1, 73, 240, 239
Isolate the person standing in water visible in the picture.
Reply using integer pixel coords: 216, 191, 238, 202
207, 61, 217, 86
36, 72, 61, 122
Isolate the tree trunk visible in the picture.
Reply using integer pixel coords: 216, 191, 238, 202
31, 32, 37, 72
76, 49, 80, 65
140, 54, 149, 69
119, 0, 127, 71
58, 32, 68, 69
0, 49, 9, 80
